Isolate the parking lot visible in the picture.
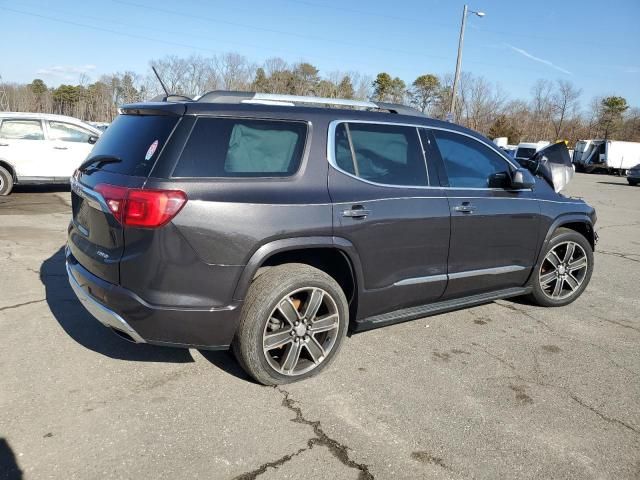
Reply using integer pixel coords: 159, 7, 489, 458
0, 173, 638, 479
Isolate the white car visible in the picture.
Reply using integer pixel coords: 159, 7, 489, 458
0, 112, 102, 195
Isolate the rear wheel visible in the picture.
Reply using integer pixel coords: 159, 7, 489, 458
0, 166, 13, 196
528, 228, 593, 307
233, 263, 348, 385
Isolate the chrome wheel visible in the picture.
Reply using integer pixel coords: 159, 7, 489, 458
262, 287, 340, 376
539, 241, 588, 300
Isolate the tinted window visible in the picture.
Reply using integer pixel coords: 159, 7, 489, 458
174, 118, 307, 177
49, 121, 92, 143
334, 122, 428, 187
88, 114, 178, 176
432, 130, 510, 188
0, 119, 44, 140
515, 147, 536, 159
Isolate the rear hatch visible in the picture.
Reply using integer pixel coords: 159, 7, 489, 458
68, 111, 182, 284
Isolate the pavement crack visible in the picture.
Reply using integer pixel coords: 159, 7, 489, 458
276, 387, 374, 480
568, 394, 639, 435
232, 446, 309, 480
596, 249, 640, 263
0, 299, 45, 312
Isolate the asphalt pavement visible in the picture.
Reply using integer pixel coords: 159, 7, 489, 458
0, 174, 638, 479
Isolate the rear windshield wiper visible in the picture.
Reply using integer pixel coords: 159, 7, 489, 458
79, 155, 123, 173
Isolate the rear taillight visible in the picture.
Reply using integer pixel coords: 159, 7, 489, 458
94, 183, 187, 228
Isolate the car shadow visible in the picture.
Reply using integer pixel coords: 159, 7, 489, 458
0, 438, 22, 480
41, 247, 194, 363
13, 184, 71, 193
198, 350, 256, 383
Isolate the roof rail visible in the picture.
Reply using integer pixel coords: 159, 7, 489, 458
195, 90, 425, 116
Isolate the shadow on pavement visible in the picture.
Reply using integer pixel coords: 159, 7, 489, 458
198, 350, 256, 383
597, 181, 632, 187
12, 184, 70, 193
0, 438, 22, 480
41, 247, 194, 363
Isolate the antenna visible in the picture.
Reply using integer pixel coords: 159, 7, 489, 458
0, 75, 8, 111
151, 66, 169, 97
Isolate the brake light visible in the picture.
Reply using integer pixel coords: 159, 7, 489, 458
94, 183, 187, 228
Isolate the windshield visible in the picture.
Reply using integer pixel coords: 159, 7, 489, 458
87, 114, 179, 176
515, 147, 536, 159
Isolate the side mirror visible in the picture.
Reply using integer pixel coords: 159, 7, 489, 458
511, 168, 536, 189
88, 135, 99, 145
488, 171, 511, 188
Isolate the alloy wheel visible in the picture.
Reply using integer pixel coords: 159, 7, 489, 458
262, 287, 340, 376
539, 241, 588, 300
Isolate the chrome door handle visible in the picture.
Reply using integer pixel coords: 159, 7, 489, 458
53, 146, 68, 150
342, 206, 371, 219
454, 203, 475, 213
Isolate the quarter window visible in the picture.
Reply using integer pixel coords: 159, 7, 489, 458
174, 118, 307, 177
49, 121, 92, 143
0, 119, 44, 140
334, 122, 428, 187
432, 130, 510, 188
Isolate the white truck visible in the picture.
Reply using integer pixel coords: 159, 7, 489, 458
573, 139, 640, 174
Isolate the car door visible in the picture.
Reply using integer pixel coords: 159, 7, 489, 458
0, 118, 48, 178
46, 121, 96, 178
427, 128, 541, 299
328, 120, 450, 320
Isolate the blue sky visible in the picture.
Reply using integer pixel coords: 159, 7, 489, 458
1, 0, 638, 107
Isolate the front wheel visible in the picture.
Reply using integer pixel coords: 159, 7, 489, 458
527, 228, 594, 307
629, 179, 638, 186
233, 263, 349, 385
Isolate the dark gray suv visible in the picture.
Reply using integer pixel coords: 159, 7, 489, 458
66, 92, 596, 385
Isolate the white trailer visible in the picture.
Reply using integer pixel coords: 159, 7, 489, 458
573, 140, 640, 174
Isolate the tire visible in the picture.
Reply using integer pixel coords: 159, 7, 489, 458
233, 263, 349, 385
527, 228, 594, 307
0, 166, 14, 196
629, 179, 638, 186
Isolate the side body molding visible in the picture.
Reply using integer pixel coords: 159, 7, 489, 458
232, 236, 365, 301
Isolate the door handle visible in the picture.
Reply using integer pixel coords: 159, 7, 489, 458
53, 146, 68, 150
453, 202, 475, 214
342, 205, 371, 219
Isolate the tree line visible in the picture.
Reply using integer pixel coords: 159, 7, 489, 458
2, 52, 638, 144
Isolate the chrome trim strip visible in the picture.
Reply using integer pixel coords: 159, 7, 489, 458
448, 265, 526, 280
70, 177, 107, 212
394, 274, 447, 286
250, 93, 379, 109
66, 261, 146, 343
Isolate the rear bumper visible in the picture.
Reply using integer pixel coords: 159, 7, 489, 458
66, 248, 241, 349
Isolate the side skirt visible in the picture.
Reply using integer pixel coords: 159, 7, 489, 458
352, 286, 532, 332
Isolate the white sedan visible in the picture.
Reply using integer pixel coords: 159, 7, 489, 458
0, 112, 102, 195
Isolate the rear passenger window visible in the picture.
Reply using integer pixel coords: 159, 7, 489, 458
333, 123, 428, 187
0, 119, 44, 140
174, 118, 307, 177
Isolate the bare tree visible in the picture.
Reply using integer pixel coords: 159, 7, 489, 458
550, 80, 581, 140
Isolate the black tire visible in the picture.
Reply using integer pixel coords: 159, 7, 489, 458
629, 179, 638, 186
527, 228, 594, 307
0, 166, 13, 196
233, 263, 349, 385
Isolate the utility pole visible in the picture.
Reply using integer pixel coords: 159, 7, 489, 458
448, 5, 485, 122
0, 75, 9, 111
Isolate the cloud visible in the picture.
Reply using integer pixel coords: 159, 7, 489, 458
35, 64, 97, 80
505, 44, 572, 75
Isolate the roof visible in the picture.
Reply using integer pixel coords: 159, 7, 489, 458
0, 112, 101, 134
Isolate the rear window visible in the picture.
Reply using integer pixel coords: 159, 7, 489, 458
173, 118, 307, 177
88, 114, 178, 176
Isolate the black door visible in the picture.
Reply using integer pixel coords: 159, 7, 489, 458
428, 128, 541, 298
328, 121, 450, 319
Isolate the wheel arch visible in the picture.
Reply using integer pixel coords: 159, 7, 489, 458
0, 159, 17, 181
538, 214, 595, 262
232, 236, 364, 319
